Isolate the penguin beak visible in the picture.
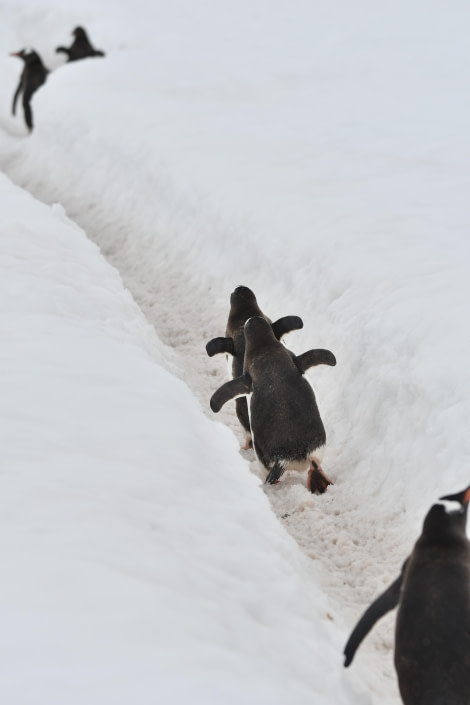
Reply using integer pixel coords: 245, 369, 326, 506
9, 51, 21, 57
439, 486, 470, 507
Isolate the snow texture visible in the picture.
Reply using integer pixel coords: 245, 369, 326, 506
1, 1, 470, 703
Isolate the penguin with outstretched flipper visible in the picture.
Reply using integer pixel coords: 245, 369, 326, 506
56, 27, 105, 62
344, 486, 470, 705
210, 316, 336, 493
206, 286, 303, 449
10, 49, 48, 131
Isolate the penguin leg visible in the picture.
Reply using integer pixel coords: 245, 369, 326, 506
271, 315, 303, 339
22, 92, 33, 130
206, 336, 235, 357
235, 397, 252, 449
307, 459, 333, 494
12, 80, 22, 115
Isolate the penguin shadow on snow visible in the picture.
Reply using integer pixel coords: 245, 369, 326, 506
207, 288, 337, 494
344, 486, 470, 705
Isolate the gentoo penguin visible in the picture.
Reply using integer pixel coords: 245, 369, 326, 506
206, 286, 303, 449
56, 27, 105, 62
10, 49, 48, 131
210, 316, 336, 493
344, 486, 470, 705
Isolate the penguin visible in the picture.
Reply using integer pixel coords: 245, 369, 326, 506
206, 286, 303, 449
56, 27, 105, 62
344, 486, 470, 705
210, 316, 336, 493
10, 49, 48, 131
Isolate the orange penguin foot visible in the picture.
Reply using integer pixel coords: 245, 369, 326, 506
307, 460, 333, 494
241, 438, 253, 450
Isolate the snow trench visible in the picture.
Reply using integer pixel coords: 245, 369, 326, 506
0, 135, 409, 703
2, 5, 470, 699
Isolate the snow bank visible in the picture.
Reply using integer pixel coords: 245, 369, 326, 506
0, 172, 367, 703
1, 1, 470, 703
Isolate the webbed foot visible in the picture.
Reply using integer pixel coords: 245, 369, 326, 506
307, 460, 333, 494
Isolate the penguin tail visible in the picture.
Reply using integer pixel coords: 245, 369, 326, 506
265, 461, 286, 485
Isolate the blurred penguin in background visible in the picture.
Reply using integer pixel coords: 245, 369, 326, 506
10, 49, 48, 131
56, 27, 105, 62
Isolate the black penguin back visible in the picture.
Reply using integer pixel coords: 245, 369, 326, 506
244, 317, 325, 468
395, 495, 470, 705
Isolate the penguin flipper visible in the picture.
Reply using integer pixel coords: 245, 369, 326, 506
12, 80, 22, 115
55, 46, 71, 57
206, 337, 235, 357
210, 374, 252, 412
295, 349, 336, 373
22, 92, 33, 130
271, 315, 303, 340
343, 567, 406, 667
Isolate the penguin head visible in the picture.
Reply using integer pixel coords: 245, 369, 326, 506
10, 49, 28, 60
230, 286, 256, 305
229, 286, 264, 320
422, 486, 470, 541
438, 486, 470, 515
10, 49, 40, 64
244, 316, 277, 353
73, 27, 87, 38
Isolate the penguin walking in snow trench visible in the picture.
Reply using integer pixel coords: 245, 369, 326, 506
56, 27, 105, 62
344, 486, 470, 705
10, 49, 48, 131
210, 316, 336, 493
206, 285, 303, 450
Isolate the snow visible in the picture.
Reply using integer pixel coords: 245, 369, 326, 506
0, 173, 363, 704
1, 0, 470, 703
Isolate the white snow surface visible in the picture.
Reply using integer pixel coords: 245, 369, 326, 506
1, 1, 470, 703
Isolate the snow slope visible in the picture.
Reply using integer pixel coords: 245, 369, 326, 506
0, 172, 365, 704
1, 0, 470, 702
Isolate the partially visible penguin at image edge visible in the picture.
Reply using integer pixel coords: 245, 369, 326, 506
344, 486, 470, 705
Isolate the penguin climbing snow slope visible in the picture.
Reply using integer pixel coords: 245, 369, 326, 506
206, 285, 303, 449
210, 316, 336, 493
344, 486, 470, 705
56, 27, 105, 62
10, 49, 48, 131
